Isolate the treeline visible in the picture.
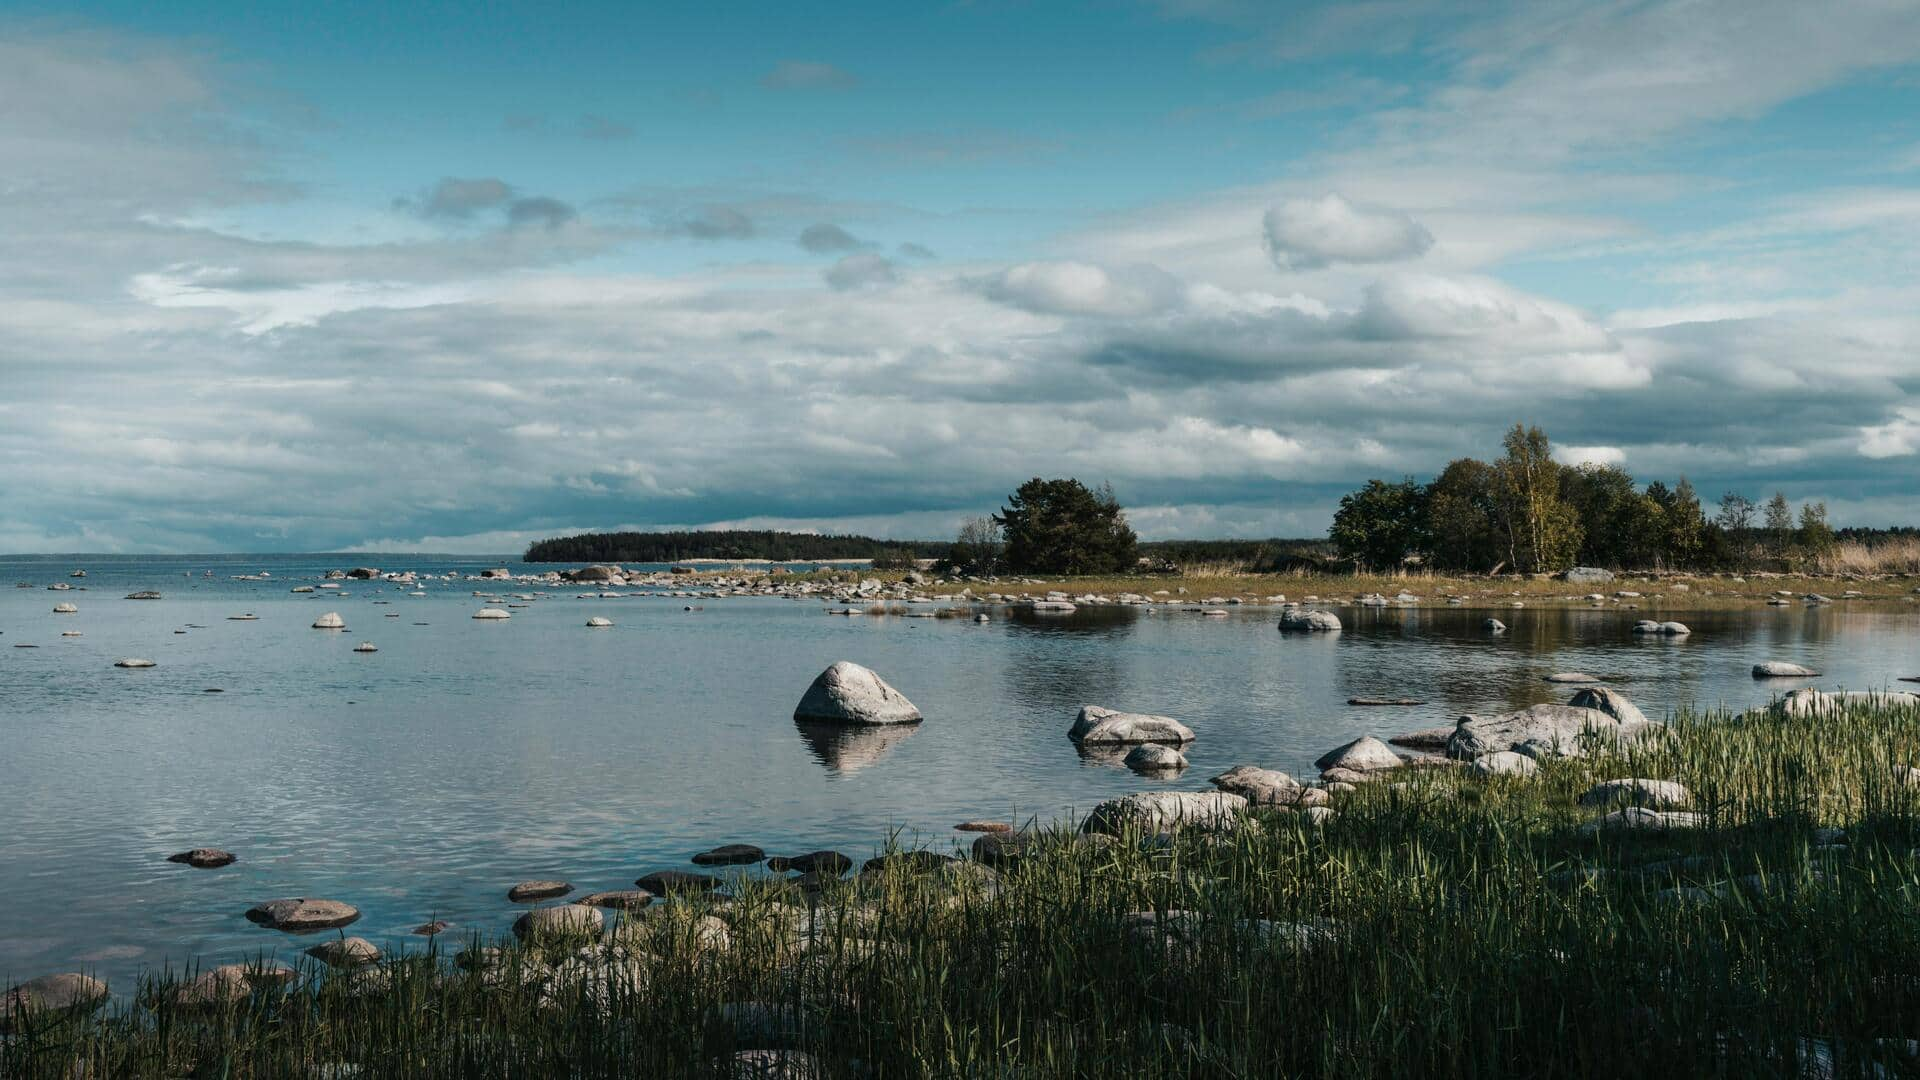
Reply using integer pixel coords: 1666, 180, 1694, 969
523, 530, 941, 564
1329, 424, 1846, 573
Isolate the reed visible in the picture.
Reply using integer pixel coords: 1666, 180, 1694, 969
9, 700, 1920, 1077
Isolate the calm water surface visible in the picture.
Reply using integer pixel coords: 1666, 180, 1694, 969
2, 554, 1916, 987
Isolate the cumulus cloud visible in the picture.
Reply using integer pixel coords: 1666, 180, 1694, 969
982, 261, 1183, 318
823, 253, 897, 290
1555, 445, 1627, 468
798, 223, 860, 252
760, 60, 858, 91
1858, 408, 1920, 459
1263, 193, 1434, 271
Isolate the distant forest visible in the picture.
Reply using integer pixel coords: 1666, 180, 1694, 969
523, 529, 1328, 569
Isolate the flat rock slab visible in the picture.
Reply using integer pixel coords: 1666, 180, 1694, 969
692, 843, 766, 867
1348, 698, 1425, 706
793, 661, 922, 725
1753, 661, 1820, 678
954, 821, 1015, 833
1777, 689, 1920, 718
577, 889, 654, 911
1068, 705, 1195, 745
245, 898, 361, 933
1082, 791, 1248, 835
168, 848, 237, 868
1544, 672, 1600, 683
2, 973, 108, 1031
1388, 727, 1454, 751
412, 920, 453, 936
507, 880, 574, 902
1447, 704, 1621, 760
635, 869, 722, 894
766, 851, 853, 876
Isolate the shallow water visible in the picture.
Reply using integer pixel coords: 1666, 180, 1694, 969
1, 554, 1916, 988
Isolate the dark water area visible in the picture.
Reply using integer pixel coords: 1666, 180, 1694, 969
2, 554, 1916, 988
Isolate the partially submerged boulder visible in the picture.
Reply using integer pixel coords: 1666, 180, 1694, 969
306, 937, 381, 968
1123, 744, 1188, 773
508, 880, 574, 902
1068, 705, 1195, 745
513, 904, 604, 943
312, 612, 346, 629
793, 662, 922, 725
1208, 765, 1302, 805
167, 848, 237, 869
1278, 608, 1342, 632
1082, 791, 1247, 835
2, 973, 109, 1031
1567, 686, 1650, 728
245, 898, 361, 932
1752, 661, 1819, 678
1776, 689, 1920, 718
1313, 735, 1402, 773
1447, 704, 1621, 760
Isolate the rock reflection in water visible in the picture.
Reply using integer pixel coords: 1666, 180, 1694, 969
794, 719, 919, 775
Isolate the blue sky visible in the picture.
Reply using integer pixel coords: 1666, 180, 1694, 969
2, 1, 1919, 551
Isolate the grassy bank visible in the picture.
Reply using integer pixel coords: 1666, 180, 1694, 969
9, 700, 1920, 1077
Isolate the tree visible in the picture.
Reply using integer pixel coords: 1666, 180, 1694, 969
1663, 476, 1707, 567
1764, 493, 1794, 557
1328, 478, 1428, 571
994, 478, 1138, 574
1560, 463, 1640, 568
944, 516, 1003, 574
1426, 458, 1503, 572
1492, 424, 1581, 572
1716, 492, 1756, 534
1797, 501, 1836, 562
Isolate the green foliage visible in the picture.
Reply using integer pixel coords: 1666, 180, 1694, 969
940, 516, 1004, 575
994, 478, 1139, 575
1329, 478, 1428, 570
1426, 458, 1503, 571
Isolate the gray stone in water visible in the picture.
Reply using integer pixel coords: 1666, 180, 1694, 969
312, 612, 345, 629
1484, 618, 1506, 633
1579, 778, 1691, 809
507, 880, 574, 902
306, 936, 381, 968
1447, 704, 1622, 760
114, 658, 156, 668
1068, 704, 1195, 745
1278, 608, 1342, 632
1545, 672, 1600, 683
1388, 727, 1454, 751
1752, 660, 1820, 678
1775, 689, 1920, 718
168, 848, 237, 868
635, 869, 722, 894
1313, 735, 1402, 773
1123, 743, 1188, 772
692, 843, 766, 867
766, 850, 853, 876
1660, 621, 1691, 635
1208, 764, 1302, 805
1468, 751, 1539, 778
512, 904, 604, 942
245, 897, 361, 932
1, 973, 109, 1031
792, 661, 922, 725
576, 889, 655, 911
1081, 791, 1247, 835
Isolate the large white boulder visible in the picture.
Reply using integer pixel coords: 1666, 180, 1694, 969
1208, 765, 1302, 805
1279, 608, 1342, 632
1069, 705, 1194, 745
793, 661, 922, 725
1313, 735, 1402, 773
312, 612, 346, 629
473, 608, 512, 620
1752, 661, 1819, 678
1447, 704, 1621, 760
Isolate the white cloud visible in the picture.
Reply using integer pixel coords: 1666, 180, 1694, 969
1859, 408, 1920, 459
823, 253, 898, 290
1554, 445, 1626, 468
1263, 193, 1434, 271
982, 261, 1182, 317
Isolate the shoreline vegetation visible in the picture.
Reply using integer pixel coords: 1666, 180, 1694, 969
9, 695, 1920, 1077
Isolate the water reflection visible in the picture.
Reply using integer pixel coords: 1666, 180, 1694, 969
793, 720, 918, 775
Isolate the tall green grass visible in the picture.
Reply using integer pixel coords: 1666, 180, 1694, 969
8, 700, 1920, 1077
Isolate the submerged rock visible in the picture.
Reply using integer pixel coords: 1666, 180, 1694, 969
793, 661, 922, 725
1484, 618, 1506, 633
245, 898, 361, 932
693, 843, 766, 867
115, 658, 157, 668
167, 848, 237, 868
1313, 735, 1402, 773
1069, 705, 1195, 745
2, 973, 109, 1031
585, 616, 614, 628
766, 851, 853, 876
473, 608, 512, 620
1545, 672, 1600, 683
1082, 791, 1247, 835
1123, 744, 1188, 773
1752, 660, 1820, 678
577, 889, 654, 910
635, 869, 722, 895
507, 880, 574, 902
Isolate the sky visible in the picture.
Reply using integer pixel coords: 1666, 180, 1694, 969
3, 1, 1919, 553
